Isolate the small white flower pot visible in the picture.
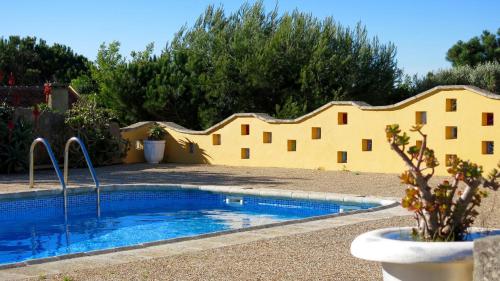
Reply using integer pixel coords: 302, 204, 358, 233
351, 227, 499, 281
143, 140, 166, 164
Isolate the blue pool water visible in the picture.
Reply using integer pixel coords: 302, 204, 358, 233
0, 188, 376, 265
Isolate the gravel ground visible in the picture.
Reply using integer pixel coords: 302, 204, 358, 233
0, 163, 498, 280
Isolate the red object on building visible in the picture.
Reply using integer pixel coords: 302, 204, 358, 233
43, 82, 52, 103
7, 120, 14, 142
8, 72, 15, 86
0, 70, 4, 82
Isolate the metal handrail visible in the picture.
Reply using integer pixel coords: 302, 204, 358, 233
29, 138, 68, 210
64, 137, 100, 215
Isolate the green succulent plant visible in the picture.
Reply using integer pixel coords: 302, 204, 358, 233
386, 124, 500, 241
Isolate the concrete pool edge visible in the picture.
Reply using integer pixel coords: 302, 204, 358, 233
0, 184, 400, 273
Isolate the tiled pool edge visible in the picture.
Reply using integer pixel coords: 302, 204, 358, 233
0, 184, 399, 271
0, 183, 397, 206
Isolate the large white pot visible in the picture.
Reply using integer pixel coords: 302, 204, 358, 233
351, 227, 499, 281
143, 140, 166, 164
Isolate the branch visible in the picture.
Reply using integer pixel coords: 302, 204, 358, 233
390, 141, 418, 172
416, 130, 427, 170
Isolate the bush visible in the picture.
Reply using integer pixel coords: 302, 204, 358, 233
65, 95, 127, 167
413, 61, 500, 94
0, 102, 33, 173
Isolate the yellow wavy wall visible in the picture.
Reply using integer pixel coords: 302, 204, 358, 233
121, 87, 500, 176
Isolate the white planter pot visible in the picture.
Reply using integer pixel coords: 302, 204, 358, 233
143, 140, 166, 164
351, 227, 499, 281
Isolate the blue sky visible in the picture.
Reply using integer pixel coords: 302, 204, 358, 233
1, 0, 499, 76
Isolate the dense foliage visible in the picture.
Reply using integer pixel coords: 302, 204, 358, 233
65, 96, 127, 167
0, 103, 33, 173
90, 3, 403, 128
0, 36, 90, 85
411, 61, 500, 94
446, 28, 500, 67
386, 124, 499, 241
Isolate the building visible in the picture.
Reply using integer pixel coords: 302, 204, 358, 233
0, 84, 79, 111
121, 85, 500, 176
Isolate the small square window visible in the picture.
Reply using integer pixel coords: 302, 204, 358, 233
415, 140, 423, 149
482, 141, 494, 155
445, 154, 457, 167
416, 111, 427, 125
241, 148, 250, 159
241, 124, 250, 135
287, 140, 296, 152
188, 143, 195, 153
362, 139, 372, 151
445, 126, 458, 139
482, 113, 494, 126
337, 151, 347, 163
446, 99, 457, 112
212, 134, 221, 145
263, 132, 272, 143
385, 125, 392, 139
338, 112, 348, 125
311, 127, 321, 139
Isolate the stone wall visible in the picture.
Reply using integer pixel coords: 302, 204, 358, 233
473, 235, 500, 281
13, 108, 123, 166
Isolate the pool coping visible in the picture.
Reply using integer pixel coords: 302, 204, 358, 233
0, 184, 399, 270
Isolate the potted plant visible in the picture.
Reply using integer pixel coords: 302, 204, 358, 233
351, 124, 499, 281
143, 122, 166, 164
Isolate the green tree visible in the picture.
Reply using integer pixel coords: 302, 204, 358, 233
0, 36, 90, 85
92, 2, 404, 129
446, 29, 500, 67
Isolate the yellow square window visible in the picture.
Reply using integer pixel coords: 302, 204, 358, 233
482, 141, 494, 155
338, 113, 348, 125
482, 113, 494, 126
311, 127, 321, 139
416, 140, 423, 149
263, 132, 272, 143
362, 139, 372, 151
445, 126, 458, 139
241, 148, 250, 159
446, 99, 457, 112
241, 124, 250, 135
337, 151, 347, 163
416, 111, 427, 125
212, 134, 221, 145
445, 154, 457, 167
287, 140, 296, 152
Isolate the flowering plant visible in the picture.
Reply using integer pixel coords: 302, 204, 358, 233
43, 82, 52, 103
386, 124, 499, 241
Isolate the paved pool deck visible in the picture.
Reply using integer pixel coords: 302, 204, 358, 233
0, 164, 498, 281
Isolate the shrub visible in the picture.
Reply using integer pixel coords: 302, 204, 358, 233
386, 124, 499, 241
0, 102, 33, 173
413, 61, 500, 94
65, 95, 127, 167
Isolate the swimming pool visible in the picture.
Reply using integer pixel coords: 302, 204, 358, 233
0, 185, 386, 266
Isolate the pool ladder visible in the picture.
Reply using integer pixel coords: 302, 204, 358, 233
29, 137, 100, 216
